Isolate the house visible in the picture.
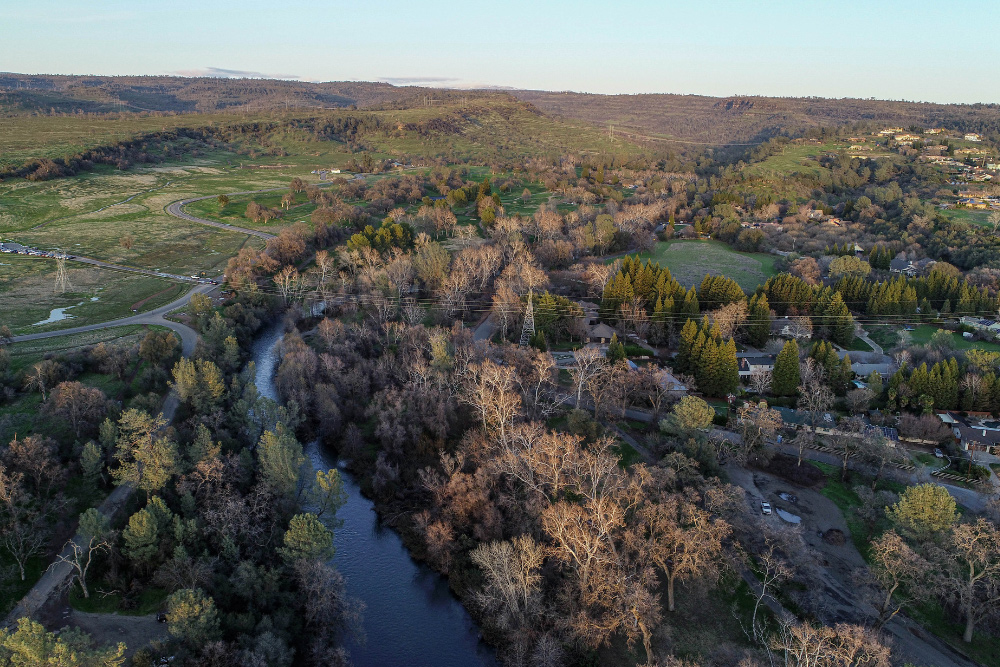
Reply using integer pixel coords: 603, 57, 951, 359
954, 426, 1000, 453
960, 316, 1000, 330
772, 407, 837, 434
587, 322, 617, 344
658, 371, 688, 396
330, 169, 341, 174
964, 133, 982, 142
738, 355, 776, 377
894, 133, 922, 143
924, 128, 945, 135
852, 362, 892, 377
889, 258, 918, 277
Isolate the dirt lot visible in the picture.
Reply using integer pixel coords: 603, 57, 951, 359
39, 593, 168, 659
725, 464, 978, 667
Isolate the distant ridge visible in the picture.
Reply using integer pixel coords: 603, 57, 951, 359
511, 90, 1000, 146
2, 73, 999, 148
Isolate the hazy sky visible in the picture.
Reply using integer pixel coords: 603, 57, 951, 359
4, 0, 998, 103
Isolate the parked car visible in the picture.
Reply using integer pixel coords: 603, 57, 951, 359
761, 501, 772, 515
934, 448, 944, 459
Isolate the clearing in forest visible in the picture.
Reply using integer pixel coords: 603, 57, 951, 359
635, 240, 776, 291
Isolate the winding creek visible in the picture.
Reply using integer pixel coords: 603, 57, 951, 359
251, 323, 496, 667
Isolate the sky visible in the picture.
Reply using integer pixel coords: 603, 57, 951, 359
3, 0, 998, 104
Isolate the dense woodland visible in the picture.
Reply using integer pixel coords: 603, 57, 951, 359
3, 88, 1000, 666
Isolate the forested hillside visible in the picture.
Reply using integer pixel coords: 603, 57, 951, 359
0, 73, 419, 114
513, 90, 1000, 146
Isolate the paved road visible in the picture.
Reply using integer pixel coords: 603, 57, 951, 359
472, 313, 495, 342
166, 195, 276, 240
11, 281, 214, 357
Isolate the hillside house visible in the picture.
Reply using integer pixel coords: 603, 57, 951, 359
964, 133, 982, 142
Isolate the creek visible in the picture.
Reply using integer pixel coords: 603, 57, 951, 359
251, 323, 496, 667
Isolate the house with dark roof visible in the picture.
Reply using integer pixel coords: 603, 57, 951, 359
738, 355, 776, 377
954, 426, 1000, 453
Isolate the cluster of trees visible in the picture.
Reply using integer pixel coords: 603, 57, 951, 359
759, 275, 856, 347
867, 484, 1000, 645
345, 221, 415, 254
674, 318, 739, 397
886, 350, 1000, 414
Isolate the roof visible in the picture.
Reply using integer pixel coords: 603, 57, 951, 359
852, 363, 893, 377
659, 372, 688, 392
589, 323, 617, 339
866, 425, 899, 441
955, 426, 1000, 446
741, 355, 776, 366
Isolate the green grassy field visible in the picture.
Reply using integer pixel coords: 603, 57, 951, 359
941, 208, 993, 227
632, 240, 778, 291
0, 256, 186, 334
906, 324, 1000, 351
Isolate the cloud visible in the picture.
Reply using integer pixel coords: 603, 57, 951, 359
172, 67, 301, 80
377, 76, 461, 87
376, 76, 521, 90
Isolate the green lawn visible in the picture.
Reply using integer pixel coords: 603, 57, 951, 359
630, 240, 778, 291
848, 336, 873, 352
864, 324, 899, 350
907, 324, 1000, 351
941, 208, 993, 228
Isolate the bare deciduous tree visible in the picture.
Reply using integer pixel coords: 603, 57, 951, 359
931, 518, 1000, 643
866, 530, 928, 630
470, 535, 544, 630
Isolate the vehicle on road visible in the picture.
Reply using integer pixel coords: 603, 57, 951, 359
761, 501, 772, 515
934, 448, 944, 458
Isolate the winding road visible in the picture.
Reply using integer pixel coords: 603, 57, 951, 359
165, 193, 276, 240
11, 280, 215, 357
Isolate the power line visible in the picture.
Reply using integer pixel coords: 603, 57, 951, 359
54, 252, 71, 294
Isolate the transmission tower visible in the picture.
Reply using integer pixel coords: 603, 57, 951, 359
519, 289, 536, 347
54, 252, 71, 294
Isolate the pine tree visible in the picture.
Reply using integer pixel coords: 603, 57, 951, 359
607, 333, 626, 363
676, 319, 699, 374
717, 338, 739, 396
746, 293, 772, 348
682, 287, 700, 316
771, 340, 801, 396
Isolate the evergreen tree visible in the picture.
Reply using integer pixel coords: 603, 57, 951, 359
746, 293, 772, 348
676, 319, 699, 374
771, 340, 801, 396
716, 338, 740, 396
606, 333, 626, 363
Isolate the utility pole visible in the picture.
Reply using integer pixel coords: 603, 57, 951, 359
519, 288, 535, 347
54, 252, 71, 294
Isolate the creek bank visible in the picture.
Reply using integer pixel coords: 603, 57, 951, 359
251, 323, 496, 667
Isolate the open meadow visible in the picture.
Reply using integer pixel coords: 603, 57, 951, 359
632, 239, 778, 291
0, 255, 185, 334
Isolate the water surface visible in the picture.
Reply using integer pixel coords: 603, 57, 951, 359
251, 324, 496, 667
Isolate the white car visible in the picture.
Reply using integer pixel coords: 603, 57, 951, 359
934, 448, 944, 459
761, 501, 772, 516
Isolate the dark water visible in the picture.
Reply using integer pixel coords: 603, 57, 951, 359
251, 324, 496, 667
